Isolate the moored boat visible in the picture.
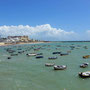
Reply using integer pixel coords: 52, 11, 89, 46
78, 71, 90, 78
83, 55, 90, 59
11, 54, 18, 56
37, 53, 43, 55
36, 56, 43, 59
52, 52, 61, 54
54, 65, 67, 70
45, 63, 55, 67
60, 53, 69, 56
80, 63, 89, 68
48, 56, 57, 60
26, 53, 37, 56
7, 57, 11, 59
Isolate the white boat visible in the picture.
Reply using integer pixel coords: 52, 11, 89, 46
80, 62, 89, 68
45, 63, 55, 67
79, 71, 90, 78
54, 65, 67, 70
48, 56, 57, 60
26, 53, 37, 56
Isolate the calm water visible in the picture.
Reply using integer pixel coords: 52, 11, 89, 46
0, 42, 90, 90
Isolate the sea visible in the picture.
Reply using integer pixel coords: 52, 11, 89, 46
0, 41, 90, 90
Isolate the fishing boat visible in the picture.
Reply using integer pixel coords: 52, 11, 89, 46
26, 53, 37, 56
48, 56, 57, 60
83, 55, 90, 59
78, 71, 90, 78
36, 56, 43, 59
52, 52, 61, 54
80, 63, 89, 68
54, 65, 67, 70
45, 63, 55, 67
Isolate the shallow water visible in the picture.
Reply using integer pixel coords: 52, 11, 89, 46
0, 42, 90, 90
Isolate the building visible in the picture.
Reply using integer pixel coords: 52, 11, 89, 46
7, 36, 30, 42
0, 38, 7, 42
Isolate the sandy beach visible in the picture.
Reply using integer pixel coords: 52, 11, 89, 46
0, 41, 49, 46
0, 42, 6, 46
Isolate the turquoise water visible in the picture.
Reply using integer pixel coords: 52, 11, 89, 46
0, 42, 90, 90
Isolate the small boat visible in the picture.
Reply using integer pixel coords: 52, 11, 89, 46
36, 56, 43, 59
52, 52, 61, 54
48, 56, 57, 60
45, 63, 55, 67
37, 53, 43, 55
80, 63, 89, 68
7, 57, 11, 59
78, 71, 90, 78
26, 53, 37, 56
11, 54, 18, 56
60, 53, 69, 56
83, 55, 90, 59
54, 65, 67, 70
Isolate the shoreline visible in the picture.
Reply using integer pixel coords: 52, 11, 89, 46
0, 41, 50, 47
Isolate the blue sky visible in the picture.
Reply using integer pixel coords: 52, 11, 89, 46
0, 0, 90, 40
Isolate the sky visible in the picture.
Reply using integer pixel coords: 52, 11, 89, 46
0, 0, 90, 41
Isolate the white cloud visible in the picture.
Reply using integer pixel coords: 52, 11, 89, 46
0, 24, 78, 41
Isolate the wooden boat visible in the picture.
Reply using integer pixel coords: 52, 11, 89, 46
83, 55, 90, 59
48, 56, 57, 60
45, 63, 55, 67
80, 63, 89, 68
54, 65, 67, 70
78, 71, 90, 78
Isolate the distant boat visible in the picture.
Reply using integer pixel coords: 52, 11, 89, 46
11, 54, 18, 56
83, 55, 90, 59
48, 56, 57, 60
7, 57, 11, 59
52, 52, 61, 54
54, 65, 67, 70
26, 53, 37, 56
80, 63, 89, 68
36, 56, 43, 59
78, 71, 90, 78
60, 53, 69, 56
37, 53, 43, 55
45, 63, 55, 67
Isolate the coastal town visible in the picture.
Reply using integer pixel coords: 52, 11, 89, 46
0, 36, 44, 46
